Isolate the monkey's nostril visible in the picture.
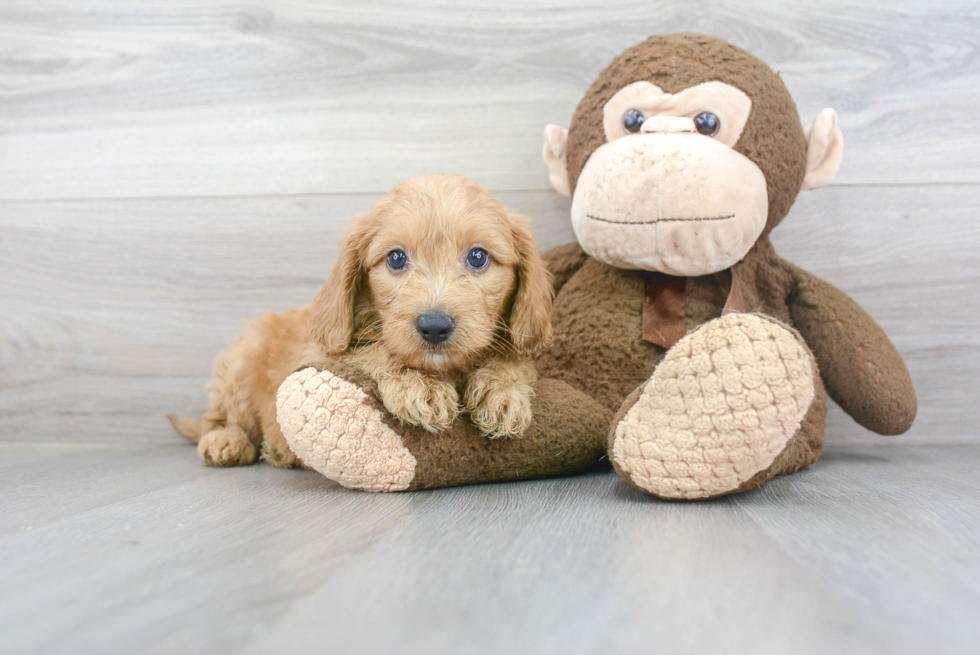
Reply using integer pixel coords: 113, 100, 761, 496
415, 313, 455, 345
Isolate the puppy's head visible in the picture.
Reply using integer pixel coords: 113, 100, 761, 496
311, 174, 553, 373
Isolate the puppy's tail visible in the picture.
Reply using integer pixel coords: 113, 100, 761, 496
168, 415, 208, 444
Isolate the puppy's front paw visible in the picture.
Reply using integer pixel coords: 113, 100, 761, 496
464, 365, 534, 439
198, 426, 257, 467
378, 370, 460, 432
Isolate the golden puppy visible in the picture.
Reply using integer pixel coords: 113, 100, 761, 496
171, 174, 553, 468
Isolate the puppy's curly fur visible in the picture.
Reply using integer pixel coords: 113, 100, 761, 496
170, 174, 553, 468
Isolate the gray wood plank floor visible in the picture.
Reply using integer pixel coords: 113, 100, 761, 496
2, 441, 979, 655
2, 1, 979, 653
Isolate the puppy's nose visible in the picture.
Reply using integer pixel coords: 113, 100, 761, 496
416, 313, 455, 345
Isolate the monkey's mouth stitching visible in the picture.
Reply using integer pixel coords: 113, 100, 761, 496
587, 214, 735, 225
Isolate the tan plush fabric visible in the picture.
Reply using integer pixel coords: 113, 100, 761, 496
542, 124, 571, 197
601, 81, 753, 147
277, 367, 417, 492
802, 108, 845, 191
570, 130, 770, 275
609, 313, 816, 499
566, 54, 773, 277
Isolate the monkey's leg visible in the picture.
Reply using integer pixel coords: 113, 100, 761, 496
276, 360, 611, 492
608, 313, 826, 500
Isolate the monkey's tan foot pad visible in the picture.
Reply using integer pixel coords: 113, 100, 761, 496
610, 313, 816, 500
276, 367, 417, 492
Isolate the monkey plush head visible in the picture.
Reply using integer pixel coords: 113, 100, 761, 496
543, 33, 844, 276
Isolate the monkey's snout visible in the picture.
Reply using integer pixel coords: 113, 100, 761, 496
416, 313, 455, 345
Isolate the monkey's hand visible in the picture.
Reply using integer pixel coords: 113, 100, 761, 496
788, 267, 916, 435
463, 357, 537, 439
376, 368, 460, 433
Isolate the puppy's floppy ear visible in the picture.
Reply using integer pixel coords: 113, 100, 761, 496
507, 214, 554, 355
310, 213, 373, 354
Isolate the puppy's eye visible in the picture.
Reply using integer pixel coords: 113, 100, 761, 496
386, 249, 408, 271
465, 248, 490, 271
623, 109, 645, 133
694, 111, 720, 136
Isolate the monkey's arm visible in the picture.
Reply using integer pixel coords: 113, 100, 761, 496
787, 267, 916, 435
540, 242, 589, 295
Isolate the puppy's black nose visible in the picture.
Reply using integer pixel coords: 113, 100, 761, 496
416, 313, 455, 345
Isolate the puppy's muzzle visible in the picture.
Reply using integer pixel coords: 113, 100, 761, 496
416, 313, 455, 345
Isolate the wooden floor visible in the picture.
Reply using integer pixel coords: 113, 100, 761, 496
2, 441, 979, 655
2, 1, 979, 653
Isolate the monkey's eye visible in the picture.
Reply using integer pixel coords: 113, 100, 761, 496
386, 249, 408, 271
694, 112, 720, 136
465, 247, 490, 271
623, 109, 646, 133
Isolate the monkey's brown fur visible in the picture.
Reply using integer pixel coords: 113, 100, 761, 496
565, 33, 809, 236
534, 34, 915, 494
537, 33, 915, 428
278, 33, 916, 497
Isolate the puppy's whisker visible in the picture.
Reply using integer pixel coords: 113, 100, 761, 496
352, 321, 384, 349
356, 318, 384, 332
491, 320, 515, 343
497, 321, 534, 339
488, 334, 517, 357
355, 321, 381, 337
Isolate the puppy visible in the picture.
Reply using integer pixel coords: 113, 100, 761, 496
171, 174, 553, 468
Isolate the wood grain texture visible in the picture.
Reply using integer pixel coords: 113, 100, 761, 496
1, 185, 976, 445
1, 441, 978, 654
1, 0, 979, 199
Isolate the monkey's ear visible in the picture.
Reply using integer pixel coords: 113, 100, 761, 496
802, 108, 844, 191
542, 124, 571, 197
309, 215, 371, 354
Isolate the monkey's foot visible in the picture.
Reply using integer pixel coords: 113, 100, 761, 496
610, 313, 816, 500
276, 367, 417, 492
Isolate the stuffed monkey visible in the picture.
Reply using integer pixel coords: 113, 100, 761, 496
276, 33, 916, 499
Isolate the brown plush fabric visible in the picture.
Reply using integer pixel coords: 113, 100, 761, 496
744, 239, 916, 435
787, 263, 917, 434
534, 247, 741, 412
534, 253, 664, 411
537, 235, 915, 463
640, 269, 747, 349
642, 272, 687, 348
402, 378, 612, 490
565, 32, 807, 237
279, 33, 915, 499
299, 357, 612, 490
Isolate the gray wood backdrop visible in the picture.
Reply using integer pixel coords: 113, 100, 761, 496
1, 0, 978, 446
